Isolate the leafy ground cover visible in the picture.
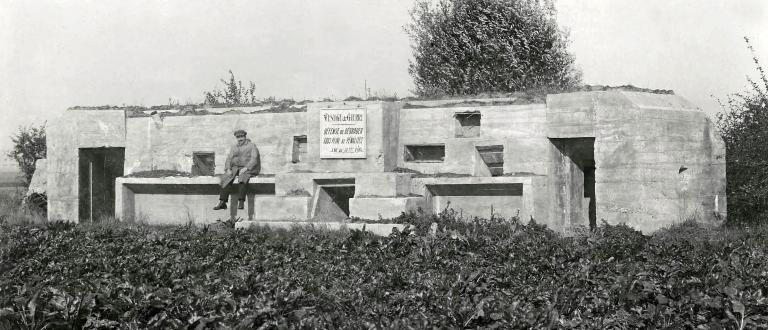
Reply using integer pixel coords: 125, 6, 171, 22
1, 211, 767, 329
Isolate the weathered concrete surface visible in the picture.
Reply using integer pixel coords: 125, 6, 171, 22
115, 176, 283, 224
125, 112, 307, 175
547, 91, 726, 233
235, 220, 405, 236
546, 92, 596, 138
47, 110, 126, 221
354, 173, 412, 197
397, 104, 550, 177
349, 196, 425, 220
26, 159, 47, 196
124, 101, 399, 178
247, 196, 312, 221
274, 172, 355, 196
411, 176, 540, 223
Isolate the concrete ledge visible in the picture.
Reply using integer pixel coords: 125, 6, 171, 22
117, 176, 276, 185
235, 221, 405, 236
115, 176, 280, 224
410, 176, 537, 221
274, 172, 356, 196
349, 197, 425, 220
410, 175, 535, 194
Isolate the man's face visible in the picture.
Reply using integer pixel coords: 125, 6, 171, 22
236, 135, 246, 144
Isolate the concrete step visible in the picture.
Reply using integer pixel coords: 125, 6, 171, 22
234, 220, 404, 236
349, 196, 425, 220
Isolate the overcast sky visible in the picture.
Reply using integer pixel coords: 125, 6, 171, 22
1, 0, 767, 152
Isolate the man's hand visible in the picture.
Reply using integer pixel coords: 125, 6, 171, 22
225, 168, 232, 175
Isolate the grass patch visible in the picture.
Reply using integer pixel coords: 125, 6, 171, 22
0, 189, 46, 226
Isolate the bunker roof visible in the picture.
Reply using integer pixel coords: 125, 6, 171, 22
65, 84, 676, 117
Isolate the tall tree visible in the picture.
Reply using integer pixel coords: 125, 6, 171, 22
716, 38, 768, 225
406, 0, 581, 97
7, 124, 46, 185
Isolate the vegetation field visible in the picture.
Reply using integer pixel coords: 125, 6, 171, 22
1, 210, 766, 329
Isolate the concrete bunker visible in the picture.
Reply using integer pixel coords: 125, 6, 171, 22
43, 91, 727, 233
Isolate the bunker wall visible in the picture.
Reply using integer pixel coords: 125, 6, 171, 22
549, 91, 727, 233
124, 112, 308, 175
306, 102, 399, 173
397, 104, 551, 176
47, 110, 126, 221
123, 101, 399, 176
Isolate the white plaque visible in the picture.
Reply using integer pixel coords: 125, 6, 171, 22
320, 108, 366, 158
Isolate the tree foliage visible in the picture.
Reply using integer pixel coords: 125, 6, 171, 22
203, 70, 257, 106
6, 124, 46, 185
406, 0, 582, 97
716, 37, 768, 225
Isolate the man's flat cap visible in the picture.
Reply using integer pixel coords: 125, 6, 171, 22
234, 129, 247, 137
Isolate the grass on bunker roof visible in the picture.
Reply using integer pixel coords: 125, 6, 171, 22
0, 207, 766, 328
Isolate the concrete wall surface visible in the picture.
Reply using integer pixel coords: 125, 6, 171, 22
27, 159, 47, 196
411, 176, 540, 223
548, 91, 726, 232
306, 101, 400, 173
397, 104, 550, 176
125, 112, 308, 175
47, 110, 126, 221
124, 101, 399, 176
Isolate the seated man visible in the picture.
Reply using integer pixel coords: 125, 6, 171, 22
213, 129, 260, 210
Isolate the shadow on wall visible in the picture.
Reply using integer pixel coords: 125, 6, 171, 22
550, 138, 596, 229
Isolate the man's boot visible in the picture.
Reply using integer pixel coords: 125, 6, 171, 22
213, 200, 227, 210
237, 200, 245, 210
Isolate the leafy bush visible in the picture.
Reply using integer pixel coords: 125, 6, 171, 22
203, 70, 258, 106
716, 37, 768, 226
1, 213, 767, 328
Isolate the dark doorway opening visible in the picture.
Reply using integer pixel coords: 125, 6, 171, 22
549, 138, 596, 229
79, 148, 125, 222
311, 179, 355, 221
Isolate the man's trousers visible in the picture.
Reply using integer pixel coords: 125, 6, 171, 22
219, 181, 247, 202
